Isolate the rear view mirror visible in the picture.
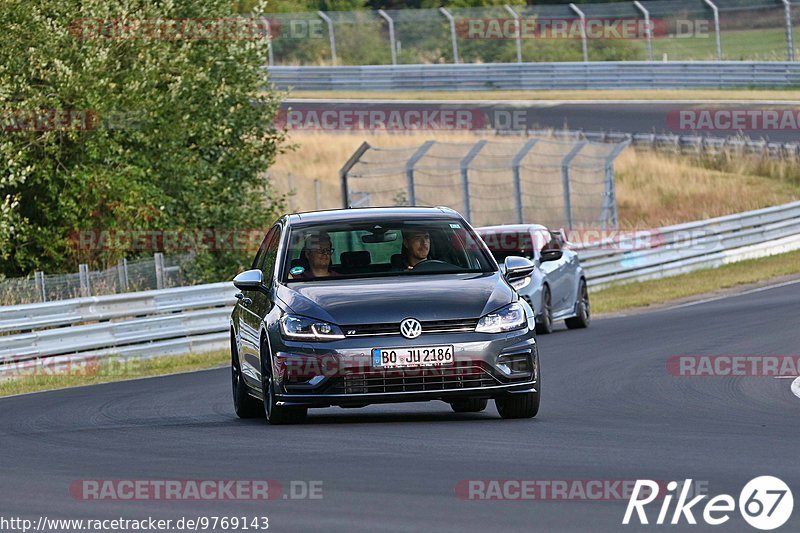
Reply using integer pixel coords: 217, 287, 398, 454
362, 231, 398, 244
503, 256, 535, 281
233, 269, 264, 291
540, 250, 563, 263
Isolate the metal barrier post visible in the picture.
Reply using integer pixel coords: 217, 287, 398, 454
602, 140, 630, 229
340, 142, 371, 208
511, 139, 538, 224
317, 11, 337, 65
263, 18, 274, 66
406, 140, 436, 206
35, 271, 46, 302
703, 0, 722, 60
561, 141, 587, 230
378, 10, 397, 65
569, 4, 589, 62
633, 1, 653, 61
782, 0, 795, 62
79, 264, 91, 297
154, 253, 165, 290
439, 8, 460, 64
118, 258, 129, 292
504, 5, 523, 63
459, 140, 486, 222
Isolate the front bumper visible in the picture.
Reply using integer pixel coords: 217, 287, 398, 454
270, 328, 538, 408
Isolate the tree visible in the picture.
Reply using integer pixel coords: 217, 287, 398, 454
0, 0, 285, 282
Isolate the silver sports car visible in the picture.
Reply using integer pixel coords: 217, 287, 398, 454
476, 224, 590, 334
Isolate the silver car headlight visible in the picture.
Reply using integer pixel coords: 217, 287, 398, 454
510, 276, 532, 291
475, 303, 526, 333
280, 314, 345, 341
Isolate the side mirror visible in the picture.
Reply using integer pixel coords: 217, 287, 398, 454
503, 256, 535, 281
233, 269, 264, 291
540, 250, 563, 263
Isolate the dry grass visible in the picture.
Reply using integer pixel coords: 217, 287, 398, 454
271, 132, 800, 227
288, 90, 800, 102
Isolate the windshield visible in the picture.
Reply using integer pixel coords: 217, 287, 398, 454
282, 218, 496, 282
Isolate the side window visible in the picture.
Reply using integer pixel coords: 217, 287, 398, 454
258, 225, 282, 281
251, 228, 275, 270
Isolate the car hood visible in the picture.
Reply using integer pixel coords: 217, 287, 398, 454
275, 272, 513, 325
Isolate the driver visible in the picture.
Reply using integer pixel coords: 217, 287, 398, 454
401, 229, 430, 270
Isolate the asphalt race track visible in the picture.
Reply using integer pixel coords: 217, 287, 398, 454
2, 281, 799, 532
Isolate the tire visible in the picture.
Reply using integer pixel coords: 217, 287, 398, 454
232, 333, 263, 419
535, 285, 554, 335
565, 279, 590, 330
450, 398, 488, 413
496, 392, 540, 419
261, 336, 307, 425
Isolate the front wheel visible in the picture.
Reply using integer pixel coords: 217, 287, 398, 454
535, 285, 554, 335
232, 333, 263, 419
450, 398, 488, 413
565, 279, 590, 329
495, 392, 539, 419
261, 337, 307, 425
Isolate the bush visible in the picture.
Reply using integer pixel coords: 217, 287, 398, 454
0, 0, 285, 282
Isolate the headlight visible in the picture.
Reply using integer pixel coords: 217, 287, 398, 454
510, 276, 531, 291
280, 314, 345, 341
475, 303, 527, 333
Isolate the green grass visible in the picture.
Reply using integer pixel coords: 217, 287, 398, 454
651, 28, 794, 61
0, 350, 228, 398
591, 249, 800, 315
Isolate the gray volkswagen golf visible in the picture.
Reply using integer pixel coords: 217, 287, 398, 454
230, 207, 540, 424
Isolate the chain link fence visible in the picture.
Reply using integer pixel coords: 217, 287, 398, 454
340, 136, 629, 230
265, 0, 799, 66
0, 254, 185, 306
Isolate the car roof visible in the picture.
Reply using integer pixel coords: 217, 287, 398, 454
286, 206, 463, 225
476, 224, 550, 233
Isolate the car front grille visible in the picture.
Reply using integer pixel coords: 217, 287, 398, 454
324, 364, 501, 395
342, 318, 480, 337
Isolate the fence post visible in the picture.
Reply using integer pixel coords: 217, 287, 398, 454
459, 140, 487, 223
406, 140, 436, 206
511, 139, 538, 224
314, 179, 321, 210
154, 253, 165, 290
118, 258, 129, 292
504, 5, 523, 63
781, 0, 795, 62
317, 11, 337, 65
264, 17, 274, 66
569, 4, 589, 62
79, 264, 91, 297
35, 271, 46, 302
561, 141, 587, 230
602, 140, 630, 229
703, 0, 722, 60
439, 8, 459, 64
633, 1, 653, 61
340, 141, 371, 208
378, 9, 397, 65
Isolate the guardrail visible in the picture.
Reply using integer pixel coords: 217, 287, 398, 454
1, 200, 799, 378
269, 62, 800, 91
577, 200, 800, 289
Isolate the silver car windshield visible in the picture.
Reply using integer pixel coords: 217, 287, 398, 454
283, 219, 496, 282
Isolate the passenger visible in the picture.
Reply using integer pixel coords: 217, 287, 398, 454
400, 229, 431, 270
294, 231, 339, 279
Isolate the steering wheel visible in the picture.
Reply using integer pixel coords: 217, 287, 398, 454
411, 259, 452, 272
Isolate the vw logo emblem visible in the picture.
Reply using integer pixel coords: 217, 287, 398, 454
400, 318, 422, 339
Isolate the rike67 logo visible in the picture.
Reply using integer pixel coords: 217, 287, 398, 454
623, 477, 793, 530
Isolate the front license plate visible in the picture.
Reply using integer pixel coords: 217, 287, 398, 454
372, 346, 455, 369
